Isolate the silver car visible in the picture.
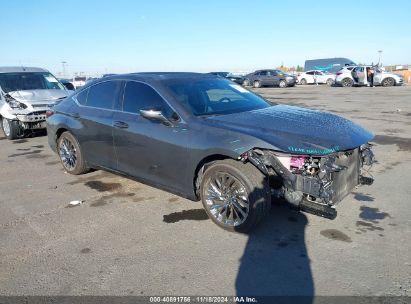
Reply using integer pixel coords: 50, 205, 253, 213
0, 67, 69, 139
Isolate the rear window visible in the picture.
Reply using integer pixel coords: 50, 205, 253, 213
85, 80, 121, 109
75, 89, 88, 105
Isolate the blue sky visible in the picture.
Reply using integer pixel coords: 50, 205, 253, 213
1, 0, 410, 76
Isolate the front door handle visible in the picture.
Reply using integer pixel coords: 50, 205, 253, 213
113, 121, 129, 129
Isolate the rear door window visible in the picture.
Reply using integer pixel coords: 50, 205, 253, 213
86, 80, 122, 109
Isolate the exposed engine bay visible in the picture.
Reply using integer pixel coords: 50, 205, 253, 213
241, 145, 375, 219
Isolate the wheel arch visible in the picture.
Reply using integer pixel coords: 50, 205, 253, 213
55, 127, 69, 142
193, 153, 237, 199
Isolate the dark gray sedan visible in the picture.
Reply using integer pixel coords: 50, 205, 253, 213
244, 69, 296, 88
47, 73, 374, 232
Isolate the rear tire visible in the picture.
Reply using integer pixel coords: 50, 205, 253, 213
299, 78, 307, 85
326, 78, 334, 86
341, 78, 354, 87
253, 80, 262, 88
1, 117, 21, 140
382, 77, 395, 87
200, 159, 271, 233
57, 131, 89, 175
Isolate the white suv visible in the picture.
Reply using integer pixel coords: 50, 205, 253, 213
335, 65, 404, 87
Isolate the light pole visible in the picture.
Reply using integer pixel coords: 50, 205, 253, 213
61, 61, 67, 78
377, 50, 383, 66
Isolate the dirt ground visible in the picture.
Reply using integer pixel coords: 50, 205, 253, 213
0, 85, 410, 298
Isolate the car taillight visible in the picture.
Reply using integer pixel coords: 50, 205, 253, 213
46, 110, 54, 118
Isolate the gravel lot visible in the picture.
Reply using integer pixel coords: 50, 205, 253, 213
1, 85, 410, 297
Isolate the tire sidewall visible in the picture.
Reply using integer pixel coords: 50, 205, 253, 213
1, 117, 20, 140
200, 161, 269, 233
57, 131, 87, 175
382, 77, 395, 87
342, 78, 353, 87
253, 80, 261, 88
300, 78, 307, 85
279, 80, 287, 88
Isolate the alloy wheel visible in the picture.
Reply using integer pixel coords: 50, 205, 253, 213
204, 172, 249, 227
383, 78, 394, 87
59, 137, 77, 171
2, 118, 10, 137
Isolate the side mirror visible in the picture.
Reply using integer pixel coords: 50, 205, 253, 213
139, 109, 173, 126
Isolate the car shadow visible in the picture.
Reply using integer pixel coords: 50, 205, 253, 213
235, 199, 313, 303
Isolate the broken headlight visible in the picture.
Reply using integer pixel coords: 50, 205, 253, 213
5, 94, 27, 110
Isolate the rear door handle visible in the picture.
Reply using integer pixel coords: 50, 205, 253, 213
68, 112, 80, 118
113, 121, 129, 129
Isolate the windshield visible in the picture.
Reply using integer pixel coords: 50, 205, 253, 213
163, 78, 270, 116
0, 72, 65, 93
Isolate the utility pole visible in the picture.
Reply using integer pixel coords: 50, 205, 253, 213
61, 61, 67, 78
377, 50, 383, 67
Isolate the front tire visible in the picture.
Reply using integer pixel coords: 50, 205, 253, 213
299, 78, 307, 85
382, 77, 395, 87
1, 117, 21, 140
57, 131, 89, 175
200, 159, 271, 233
279, 80, 287, 88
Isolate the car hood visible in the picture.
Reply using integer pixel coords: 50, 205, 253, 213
206, 105, 374, 155
7, 89, 69, 105
227, 75, 243, 79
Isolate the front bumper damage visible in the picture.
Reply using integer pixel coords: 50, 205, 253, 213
10, 109, 47, 130
241, 145, 375, 219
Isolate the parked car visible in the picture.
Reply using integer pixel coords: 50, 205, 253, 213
0, 67, 69, 139
73, 76, 87, 89
210, 72, 244, 84
243, 70, 296, 88
47, 73, 375, 232
59, 78, 75, 91
335, 65, 404, 87
297, 70, 335, 86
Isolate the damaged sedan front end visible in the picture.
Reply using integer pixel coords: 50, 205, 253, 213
242, 144, 375, 219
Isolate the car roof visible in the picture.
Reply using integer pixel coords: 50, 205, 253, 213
103, 72, 215, 81
0, 66, 49, 73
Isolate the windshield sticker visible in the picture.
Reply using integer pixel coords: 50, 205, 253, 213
288, 146, 340, 155
45, 76, 58, 82
229, 84, 249, 93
